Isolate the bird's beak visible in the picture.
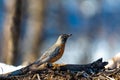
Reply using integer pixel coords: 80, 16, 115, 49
67, 34, 72, 37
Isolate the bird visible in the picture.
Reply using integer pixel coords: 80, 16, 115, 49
14, 34, 71, 74
34, 34, 72, 66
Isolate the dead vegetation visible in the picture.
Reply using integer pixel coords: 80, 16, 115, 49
1, 58, 120, 80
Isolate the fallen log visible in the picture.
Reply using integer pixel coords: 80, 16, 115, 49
0, 58, 108, 80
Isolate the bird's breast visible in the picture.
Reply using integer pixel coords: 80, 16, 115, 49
49, 44, 65, 63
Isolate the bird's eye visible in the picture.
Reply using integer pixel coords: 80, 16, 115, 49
64, 36, 66, 38
62, 36, 65, 38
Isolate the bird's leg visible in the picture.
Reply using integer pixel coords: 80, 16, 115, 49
51, 63, 66, 70
47, 62, 53, 68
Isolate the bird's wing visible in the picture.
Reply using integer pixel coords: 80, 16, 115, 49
39, 45, 61, 62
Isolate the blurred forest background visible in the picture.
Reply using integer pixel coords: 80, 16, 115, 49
0, 0, 120, 66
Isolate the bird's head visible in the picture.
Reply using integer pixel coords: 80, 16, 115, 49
56, 34, 72, 44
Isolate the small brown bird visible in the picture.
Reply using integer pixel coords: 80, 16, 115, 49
34, 34, 72, 66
